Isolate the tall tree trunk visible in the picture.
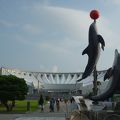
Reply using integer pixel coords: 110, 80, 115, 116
2, 100, 9, 111
1, 100, 15, 111
10, 100, 15, 111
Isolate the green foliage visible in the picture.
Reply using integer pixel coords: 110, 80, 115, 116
0, 100, 38, 112
113, 94, 120, 102
0, 75, 28, 111
0, 75, 28, 100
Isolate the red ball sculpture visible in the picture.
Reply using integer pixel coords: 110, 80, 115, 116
90, 10, 99, 20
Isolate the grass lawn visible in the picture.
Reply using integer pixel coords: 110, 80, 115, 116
0, 100, 38, 112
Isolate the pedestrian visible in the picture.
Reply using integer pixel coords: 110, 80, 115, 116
38, 94, 44, 112
56, 98, 60, 112
49, 98, 55, 112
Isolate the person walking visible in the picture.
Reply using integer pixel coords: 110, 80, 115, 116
38, 94, 44, 112
49, 98, 55, 112
56, 98, 60, 112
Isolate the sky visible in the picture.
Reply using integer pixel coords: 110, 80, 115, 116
0, 0, 120, 73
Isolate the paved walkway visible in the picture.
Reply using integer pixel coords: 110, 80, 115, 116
0, 102, 68, 120
16, 117, 65, 120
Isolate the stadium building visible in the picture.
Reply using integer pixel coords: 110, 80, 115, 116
0, 67, 107, 98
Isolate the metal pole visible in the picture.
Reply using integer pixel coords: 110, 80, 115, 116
27, 100, 30, 111
38, 80, 39, 94
0, 67, 2, 75
93, 66, 98, 96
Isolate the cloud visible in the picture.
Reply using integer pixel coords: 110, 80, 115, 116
33, 5, 118, 47
49, 6, 119, 49
0, 20, 18, 27
38, 40, 73, 55
97, 20, 119, 49
21, 4, 120, 50
13, 4, 120, 72
111, 0, 120, 5
52, 65, 59, 72
33, 5, 90, 41
22, 24, 42, 35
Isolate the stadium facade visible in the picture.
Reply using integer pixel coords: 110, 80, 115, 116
0, 67, 107, 97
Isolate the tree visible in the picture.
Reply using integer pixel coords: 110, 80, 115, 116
0, 75, 28, 111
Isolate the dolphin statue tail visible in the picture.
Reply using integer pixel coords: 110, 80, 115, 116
104, 67, 113, 81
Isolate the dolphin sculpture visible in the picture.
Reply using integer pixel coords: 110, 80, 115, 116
77, 21, 105, 82
90, 49, 120, 101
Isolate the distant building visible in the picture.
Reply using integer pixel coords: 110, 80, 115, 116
26, 81, 35, 95
0, 67, 108, 98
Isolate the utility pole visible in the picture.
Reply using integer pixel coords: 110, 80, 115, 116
93, 66, 98, 96
0, 67, 2, 75
38, 80, 40, 94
